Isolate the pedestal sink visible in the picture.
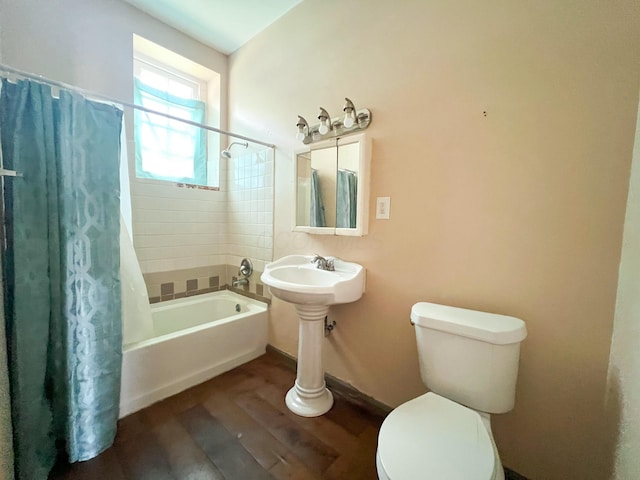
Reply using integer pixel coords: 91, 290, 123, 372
261, 255, 365, 417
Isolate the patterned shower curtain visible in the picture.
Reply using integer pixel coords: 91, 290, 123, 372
0, 78, 123, 479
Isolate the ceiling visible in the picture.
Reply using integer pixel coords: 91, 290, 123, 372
123, 0, 303, 55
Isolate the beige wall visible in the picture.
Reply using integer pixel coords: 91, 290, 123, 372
608, 97, 640, 479
229, 1, 640, 478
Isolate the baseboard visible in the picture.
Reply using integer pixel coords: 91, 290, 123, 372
504, 467, 529, 480
266, 344, 392, 418
266, 345, 529, 479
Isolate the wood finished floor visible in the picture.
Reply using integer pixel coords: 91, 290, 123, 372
49, 350, 385, 480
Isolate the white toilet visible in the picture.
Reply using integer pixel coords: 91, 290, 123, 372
376, 302, 527, 480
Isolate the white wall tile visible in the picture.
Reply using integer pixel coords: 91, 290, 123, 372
132, 148, 273, 273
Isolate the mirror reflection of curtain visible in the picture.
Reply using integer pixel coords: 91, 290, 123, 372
336, 169, 358, 228
310, 168, 326, 227
0, 78, 123, 479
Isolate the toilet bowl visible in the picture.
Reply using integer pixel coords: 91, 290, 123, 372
376, 302, 526, 480
376, 393, 499, 480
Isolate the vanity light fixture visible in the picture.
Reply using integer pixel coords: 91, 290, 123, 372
295, 97, 372, 145
317, 107, 332, 135
296, 116, 309, 141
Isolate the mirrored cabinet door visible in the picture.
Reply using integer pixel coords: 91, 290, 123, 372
294, 133, 370, 236
295, 141, 336, 234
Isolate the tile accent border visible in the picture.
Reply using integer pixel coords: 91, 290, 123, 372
143, 264, 271, 305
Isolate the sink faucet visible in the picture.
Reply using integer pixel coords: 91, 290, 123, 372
311, 254, 335, 271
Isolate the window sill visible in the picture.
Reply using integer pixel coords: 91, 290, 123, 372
133, 176, 220, 191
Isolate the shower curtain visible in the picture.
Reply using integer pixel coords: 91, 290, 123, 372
336, 169, 357, 228
0, 79, 123, 479
310, 168, 326, 227
0, 252, 14, 480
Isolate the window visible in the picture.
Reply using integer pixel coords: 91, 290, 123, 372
134, 57, 208, 184
133, 35, 221, 187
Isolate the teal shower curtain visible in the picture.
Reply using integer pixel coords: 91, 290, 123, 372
336, 169, 357, 228
0, 79, 123, 479
310, 168, 326, 227
0, 251, 14, 480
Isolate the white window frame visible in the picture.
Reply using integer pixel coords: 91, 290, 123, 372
133, 54, 210, 185
134, 55, 207, 104
133, 35, 222, 189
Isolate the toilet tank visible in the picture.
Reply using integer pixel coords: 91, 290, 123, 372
411, 302, 527, 414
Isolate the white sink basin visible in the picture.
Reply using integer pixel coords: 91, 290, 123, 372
260, 255, 365, 305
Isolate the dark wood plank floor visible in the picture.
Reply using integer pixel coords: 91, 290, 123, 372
49, 350, 385, 480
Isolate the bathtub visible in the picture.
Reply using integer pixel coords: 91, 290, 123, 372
119, 290, 268, 417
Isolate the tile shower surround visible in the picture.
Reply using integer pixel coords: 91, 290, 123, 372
133, 149, 273, 276
136, 149, 273, 304
144, 264, 270, 304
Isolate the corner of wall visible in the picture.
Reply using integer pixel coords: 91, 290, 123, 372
607, 90, 640, 480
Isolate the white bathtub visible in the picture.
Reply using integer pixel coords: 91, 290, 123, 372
119, 290, 268, 417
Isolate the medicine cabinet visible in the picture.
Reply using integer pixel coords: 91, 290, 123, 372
294, 133, 370, 236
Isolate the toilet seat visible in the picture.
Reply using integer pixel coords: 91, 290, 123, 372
377, 392, 495, 480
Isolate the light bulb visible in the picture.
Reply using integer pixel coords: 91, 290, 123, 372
318, 122, 329, 135
295, 116, 309, 141
343, 112, 355, 128
342, 98, 357, 129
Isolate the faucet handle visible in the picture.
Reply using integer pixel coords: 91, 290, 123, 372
310, 255, 335, 271
239, 257, 253, 277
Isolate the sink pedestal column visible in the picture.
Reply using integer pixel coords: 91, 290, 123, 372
285, 304, 333, 417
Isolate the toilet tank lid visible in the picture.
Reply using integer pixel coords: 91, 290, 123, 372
411, 302, 527, 345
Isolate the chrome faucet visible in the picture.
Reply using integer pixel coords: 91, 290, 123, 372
311, 254, 335, 271
232, 277, 249, 287
233, 258, 253, 287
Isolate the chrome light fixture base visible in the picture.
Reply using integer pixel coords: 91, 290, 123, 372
296, 97, 372, 145
301, 108, 371, 145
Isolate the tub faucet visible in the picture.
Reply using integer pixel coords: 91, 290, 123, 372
232, 277, 249, 287
311, 254, 335, 271
233, 257, 253, 288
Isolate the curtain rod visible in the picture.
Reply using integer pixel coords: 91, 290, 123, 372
0, 63, 276, 149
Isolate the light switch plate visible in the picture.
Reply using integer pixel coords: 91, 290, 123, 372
376, 197, 391, 219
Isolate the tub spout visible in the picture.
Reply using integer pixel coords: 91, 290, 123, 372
232, 278, 249, 287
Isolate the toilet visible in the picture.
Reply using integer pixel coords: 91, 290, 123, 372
376, 302, 527, 480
